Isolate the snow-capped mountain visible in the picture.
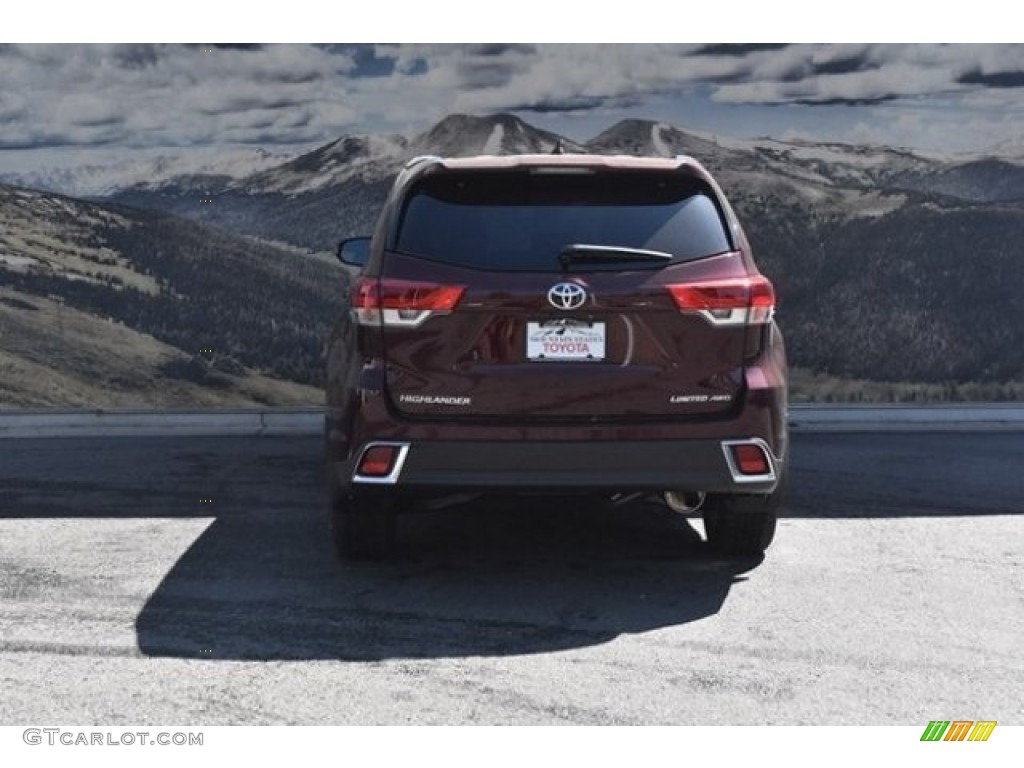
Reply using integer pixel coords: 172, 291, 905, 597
13, 112, 1020, 210
588, 119, 735, 164
229, 113, 584, 197
104, 114, 596, 251
236, 134, 408, 196
0, 146, 295, 198
411, 113, 585, 157
89, 112, 1024, 261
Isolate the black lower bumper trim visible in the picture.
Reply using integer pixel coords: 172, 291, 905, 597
363, 439, 777, 494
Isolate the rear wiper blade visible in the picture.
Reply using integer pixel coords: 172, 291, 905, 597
559, 244, 673, 270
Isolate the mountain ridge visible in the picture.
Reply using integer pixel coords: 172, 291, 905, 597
3, 113, 1023, 399
7, 112, 1023, 201
0, 182, 346, 407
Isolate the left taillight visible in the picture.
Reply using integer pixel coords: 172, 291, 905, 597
351, 278, 465, 327
666, 275, 775, 327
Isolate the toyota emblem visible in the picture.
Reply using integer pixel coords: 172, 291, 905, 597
547, 282, 587, 311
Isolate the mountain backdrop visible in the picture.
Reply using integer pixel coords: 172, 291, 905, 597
2, 113, 1023, 406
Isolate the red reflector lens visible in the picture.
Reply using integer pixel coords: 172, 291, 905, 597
353, 279, 464, 311
358, 446, 397, 477
731, 444, 770, 475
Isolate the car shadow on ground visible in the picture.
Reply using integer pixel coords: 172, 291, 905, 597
9, 431, 1016, 664
134, 485, 760, 661
128, 431, 1024, 661
12, 435, 753, 662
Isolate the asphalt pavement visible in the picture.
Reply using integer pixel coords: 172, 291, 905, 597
0, 433, 1021, 724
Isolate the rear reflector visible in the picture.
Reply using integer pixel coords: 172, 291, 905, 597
731, 444, 770, 475
666, 275, 775, 326
352, 442, 411, 485
357, 445, 398, 477
352, 279, 465, 327
721, 439, 777, 484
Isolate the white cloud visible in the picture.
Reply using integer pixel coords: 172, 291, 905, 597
0, 43, 1021, 156
0, 44, 359, 149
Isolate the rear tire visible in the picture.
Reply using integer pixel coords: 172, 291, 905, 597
326, 448, 397, 561
703, 495, 777, 557
703, 470, 786, 557
326, 434, 398, 561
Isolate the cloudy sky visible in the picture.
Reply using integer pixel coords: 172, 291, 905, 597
1, 43, 1022, 173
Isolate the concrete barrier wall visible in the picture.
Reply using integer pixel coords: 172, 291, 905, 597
786, 404, 1024, 432
0, 404, 1022, 438
0, 408, 323, 438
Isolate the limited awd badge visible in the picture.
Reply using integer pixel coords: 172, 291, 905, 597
548, 282, 587, 310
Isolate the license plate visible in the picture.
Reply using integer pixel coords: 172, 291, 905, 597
526, 320, 606, 361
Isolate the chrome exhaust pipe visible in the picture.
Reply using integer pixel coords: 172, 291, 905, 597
663, 491, 706, 515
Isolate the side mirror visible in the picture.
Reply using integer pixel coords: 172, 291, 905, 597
337, 236, 371, 267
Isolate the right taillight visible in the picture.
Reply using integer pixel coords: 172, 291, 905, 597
352, 278, 465, 327
666, 275, 775, 327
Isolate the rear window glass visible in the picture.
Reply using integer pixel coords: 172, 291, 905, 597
394, 170, 732, 272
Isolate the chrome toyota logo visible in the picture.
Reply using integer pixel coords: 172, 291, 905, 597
547, 282, 587, 310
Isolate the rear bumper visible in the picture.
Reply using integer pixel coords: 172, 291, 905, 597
326, 341, 788, 496
341, 437, 781, 494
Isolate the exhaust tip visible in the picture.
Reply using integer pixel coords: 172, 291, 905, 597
664, 491, 706, 515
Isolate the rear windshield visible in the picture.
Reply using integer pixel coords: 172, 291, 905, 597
394, 170, 732, 272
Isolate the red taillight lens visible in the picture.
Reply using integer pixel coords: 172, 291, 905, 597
667, 281, 749, 311
352, 279, 378, 309
748, 276, 774, 311
353, 279, 463, 311
666, 276, 775, 326
352, 279, 465, 326
731, 444, 770, 475
357, 445, 397, 477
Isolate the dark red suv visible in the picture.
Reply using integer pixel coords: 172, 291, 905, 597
326, 153, 788, 560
